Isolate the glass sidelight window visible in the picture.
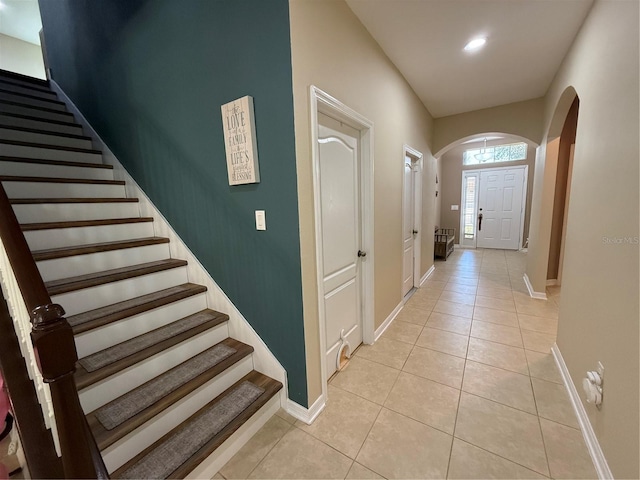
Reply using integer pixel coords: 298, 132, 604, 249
460, 171, 480, 247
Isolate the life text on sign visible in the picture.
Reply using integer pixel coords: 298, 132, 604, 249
221, 96, 260, 185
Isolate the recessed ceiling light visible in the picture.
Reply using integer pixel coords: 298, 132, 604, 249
464, 37, 487, 52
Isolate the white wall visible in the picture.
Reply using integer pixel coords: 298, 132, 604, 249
0, 34, 45, 79
526, 1, 639, 477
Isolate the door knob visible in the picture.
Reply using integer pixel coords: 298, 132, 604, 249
358, 250, 367, 258
413, 230, 419, 235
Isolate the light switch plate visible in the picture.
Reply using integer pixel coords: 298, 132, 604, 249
255, 210, 266, 230
451, 205, 459, 211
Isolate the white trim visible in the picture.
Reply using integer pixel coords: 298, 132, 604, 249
374, 302, 403, 341
523, 273, 548, 300
462, 165, 528, 250
50, 78, 286, 393
420, 265, 436, 286
284, 392, 326, 426
309, 86, 375, 410
551, 345, 613, 480
402, 145, 424, 295
546, 279, 559, 286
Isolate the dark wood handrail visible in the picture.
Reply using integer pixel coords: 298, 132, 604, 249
0, 184, 108, 478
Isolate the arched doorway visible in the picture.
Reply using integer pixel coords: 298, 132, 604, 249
436, 133, 538, 250
547, 97, 579, 286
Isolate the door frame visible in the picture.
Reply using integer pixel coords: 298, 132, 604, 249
460, 165, 529, 250
401, 145, 423, 300
310, 86, 375, 396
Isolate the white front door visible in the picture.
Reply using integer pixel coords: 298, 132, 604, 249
317, 113, 363, 378
402, 157, 416, 297
477, 166, 527, 250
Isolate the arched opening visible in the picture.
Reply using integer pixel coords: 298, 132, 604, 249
524, 86, 580, 297
547, 96, 579, 286
436, 133, 538, 250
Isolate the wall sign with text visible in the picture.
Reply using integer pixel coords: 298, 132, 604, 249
221, 96, 260, 185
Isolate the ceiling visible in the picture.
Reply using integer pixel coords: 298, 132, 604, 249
0, 0, 42, 45
0, 0, 594, 121
346, 0, 594, 118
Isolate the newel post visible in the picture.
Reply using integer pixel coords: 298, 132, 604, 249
31, 304, 109, 479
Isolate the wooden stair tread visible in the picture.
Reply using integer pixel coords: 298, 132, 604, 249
0, 138, 101, 154
11, 197, 138, 204
47, 258, 188, 295
0, 175, 124, 185
33, 236, 169, 261
0, 99, 73, 116
74, 306, 224, 389
0, 70, 50, 88
87, 338, 253, 450
0, 80, 56, 97
0, 112, 80, 128
69, 283, 209, 335
0, 87, 66, 106
112, 371, 282, 479
21, 217, 154, 231
0, 124, 91, 140
0, 155, 112, 169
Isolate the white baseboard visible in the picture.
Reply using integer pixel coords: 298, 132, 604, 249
523, 273, 548, 300
374, 301, 403, 341
420, 265, 436, 286
551, 345, 613, 479
284, 392, 325, 425
50, 79, 286, 390
546, 279, 559, 286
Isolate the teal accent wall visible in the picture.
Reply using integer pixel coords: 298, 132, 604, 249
38, 0, 308, 405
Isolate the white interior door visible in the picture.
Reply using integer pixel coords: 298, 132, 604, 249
317, 113, 363, 378
477, 166, 526, 250
402, 157, 416, 297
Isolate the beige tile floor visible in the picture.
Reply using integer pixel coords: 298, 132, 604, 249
215, 249, 597, 479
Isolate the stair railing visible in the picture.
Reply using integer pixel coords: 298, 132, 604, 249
0, 183, 108, 479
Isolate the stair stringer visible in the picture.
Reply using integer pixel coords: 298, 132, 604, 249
48, 80, 292, 412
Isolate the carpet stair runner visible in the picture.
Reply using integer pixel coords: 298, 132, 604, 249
0, 69, 282, 478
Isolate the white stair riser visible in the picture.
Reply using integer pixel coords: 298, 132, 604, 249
0, 92, 67, 112
0, 103, 73, 123
36, 243, 170, 282
13, 201, 139, 224
52, 266, 189, 316
24, 222, 154, 250
0, 127, 92, 149
74, 294, 209, 358
186, 395, 280, 480
102, 356, 253, 473
0, 115, 83, 136
78, 324, 230, 412
0, 161, 113, 180
0, 82, 58, 100
3, 180, 124, 199
0, 143, 102, 164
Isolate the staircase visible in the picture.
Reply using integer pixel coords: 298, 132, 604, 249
0, 69, 282, 478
